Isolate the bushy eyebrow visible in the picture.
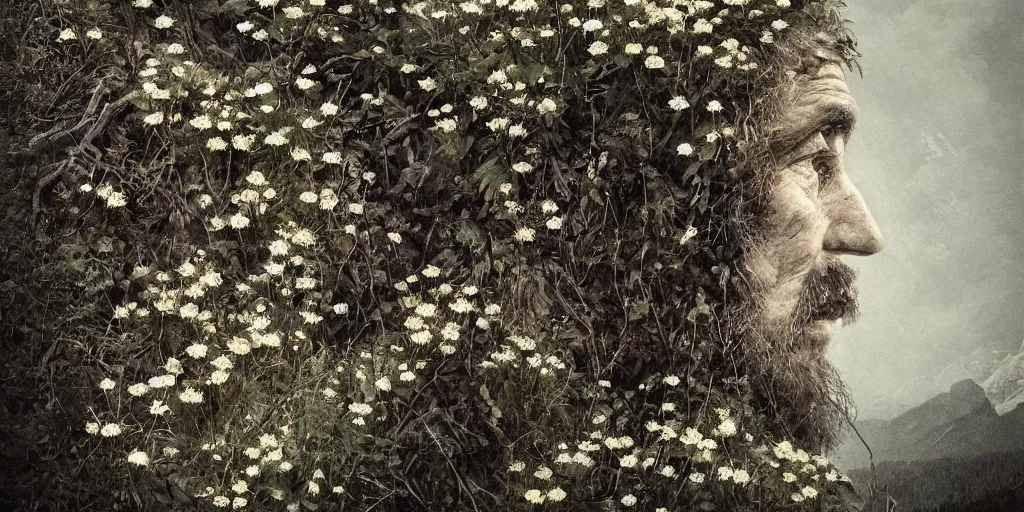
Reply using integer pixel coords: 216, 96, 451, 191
816, 102, 857, 142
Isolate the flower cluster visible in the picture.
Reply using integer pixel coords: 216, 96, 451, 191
61, 0, 864, 509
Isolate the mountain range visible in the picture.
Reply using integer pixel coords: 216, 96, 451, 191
833, 378, 1024, 470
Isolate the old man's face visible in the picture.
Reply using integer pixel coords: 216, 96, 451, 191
743, 61, 884, 451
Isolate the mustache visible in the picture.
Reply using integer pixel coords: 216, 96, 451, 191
792, 258, 860, 326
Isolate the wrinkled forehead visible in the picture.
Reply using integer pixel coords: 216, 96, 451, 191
775, 62, 858, 144
797, 63, 853, 104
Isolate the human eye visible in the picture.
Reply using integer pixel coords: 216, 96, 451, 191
811, 150, 840, 182
819, 123, 842, 139
820, 122, 851, 145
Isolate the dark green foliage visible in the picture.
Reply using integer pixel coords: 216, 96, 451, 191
849, 450, 1024, 512
2, 0, 866, 510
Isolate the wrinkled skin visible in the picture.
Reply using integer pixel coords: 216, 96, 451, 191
744, 61, 884, 452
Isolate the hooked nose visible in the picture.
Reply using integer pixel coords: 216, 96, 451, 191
822, 171, 884, 256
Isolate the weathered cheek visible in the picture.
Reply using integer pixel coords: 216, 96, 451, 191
755, 177, 827, 321
767, 175, 823, 246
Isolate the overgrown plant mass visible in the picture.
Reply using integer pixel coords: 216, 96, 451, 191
1, 0, 866, 510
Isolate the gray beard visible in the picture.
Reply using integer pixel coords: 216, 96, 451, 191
745, 329, 853, 453
739, 259, 860, 453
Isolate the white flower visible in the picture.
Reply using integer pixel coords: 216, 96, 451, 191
689, 472, 705, 483
545, 216, 563, 230
237, 21, 253, 33
341, 203, 362, 216
154, 15, 175, 29
692, 18, 714, 33
533, 465, 554, 479
582, 19, 603, 32
418, 77, 437, 91
588, 41, 609, 56
514, 227, 536, 243
100, 423, 123, 437
85, 422, 100, 435
316, 149, 343, 164
231, 480, 249, 494
86, 28, 102, 40
133, 0, 153, 7
733, 469, 751, 484
524, 489, 545, 504
623, 43, 643, 55
230, 213, 250, 229
243, 171, 266, 187
348, 402, 373, 416
295, 76, 316, 90
716, 418, 737, 437
375, 377, 391, 392
662, 375, 681, 386
508, 124, 527, 137
179, 387, 204, 404
644, 55, 665, 69
677, 143, 694, 156
801, 486, 818, 499
706, 132, 720, 143
412, 304, 438, 321
317, 103, 339, 118
99, 378, 116, 390
778, 0, 791, 5
619, 455, 638, 468
185, 344, 209, 358
141, 111, 164, 126
511, 161, 534, 174
127, 383, 149, 396
105, 192, 127, 208
57, 28, 77, 42
232, 134, 255, 151
127, 450, 149, 466
148, 374, 176, 388
669, 96, 690, 111
283, 6, 305, 18
206, 137, 228, 151
546, 487, 566, 502
434, 118, 457, 133
165, 43, 185, 55
537, 98, 557, 114
468, 96, 489, 111
706, 100, 723, 113
620, 494, 637, 507
227, 337, 252, 355
772, 20, 789, 31
263, 129, 290, 146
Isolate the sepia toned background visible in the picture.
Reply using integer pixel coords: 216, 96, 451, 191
827, 0, 1024, 422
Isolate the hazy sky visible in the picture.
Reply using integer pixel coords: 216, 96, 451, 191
827, 0, 1024, 419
